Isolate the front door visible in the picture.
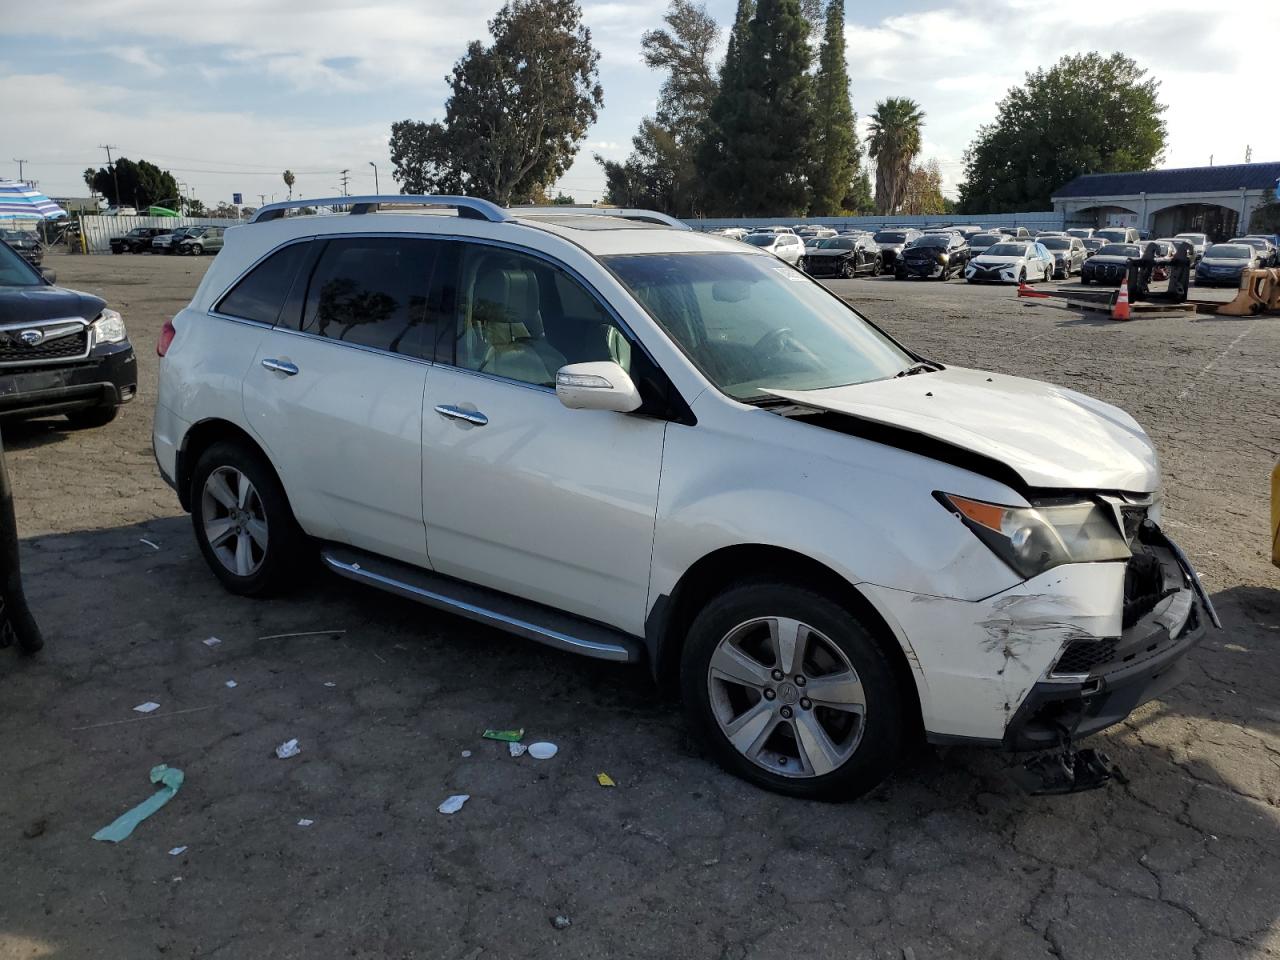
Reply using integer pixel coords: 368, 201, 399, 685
242, 235, 444, 567
420, 242, 665, 636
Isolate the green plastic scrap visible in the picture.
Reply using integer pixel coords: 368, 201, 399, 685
92, 764, 185, 843
482, 728, 524, 743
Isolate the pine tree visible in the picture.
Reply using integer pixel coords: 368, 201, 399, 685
700, 0, 812, 215
697, 0, 753, 213
807, 0, 858, 215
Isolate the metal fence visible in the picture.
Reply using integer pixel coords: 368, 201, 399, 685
80, 215, 242, 254
685, 211, 1065, 233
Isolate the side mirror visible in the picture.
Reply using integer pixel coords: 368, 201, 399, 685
40, 268, 56, 285
555, 361, 641, 413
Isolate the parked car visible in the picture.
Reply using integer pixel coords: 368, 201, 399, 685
110, 227, 166, 254
1194, 243, 1259, 286
1082, 237, 1107, 257
1000, 227, 1032, 239
179, 225, 226, 256
896, 233, 970, 280
1065, 228, 1094, 240
800, 235, 883, 279
964, 240, 1053, 284
871, 228, 921, 271
0, 228, 42, 268
1080, 242, 1142, 285
967, 232, 1008, 255
744, 231, 804, 265
796, 227, 836, 242
0, 239, 137, 427
1229, 236, 1276, 267
152, 226, 202, 254
1037, 236, 1087, 279
153, 196, 1213, 800
102, 206, 139, 217
713, 227, 748, 241
1095, 227, 1140, 245
1173, 233, 1208, 262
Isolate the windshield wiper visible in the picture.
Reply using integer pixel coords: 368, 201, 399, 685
895, 361, 942, 378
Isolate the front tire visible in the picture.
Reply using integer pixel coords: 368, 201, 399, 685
190, 441, 308, 597
680, 580, 907, 801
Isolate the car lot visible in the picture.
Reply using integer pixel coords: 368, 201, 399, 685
2, 252, 1278, 960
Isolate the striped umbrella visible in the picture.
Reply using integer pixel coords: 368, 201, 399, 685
0, 180, 67, 219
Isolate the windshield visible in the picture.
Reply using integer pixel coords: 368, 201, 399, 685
1229, 238, 1264, 248
970, 234, 1002, 246
816, 238, 855, 250
606, 252, 913, 402
1040, 237, 1070, 250
1204, 244, 1251, 260
744, 234, 776, 247
984, 243, 1027, 257
1176, 233, 1206, 243
0, 241, 42, 286
1096, 244, 1139, 257
1096, 230, 1129, 242
909, 236, 949, 249
1065, 229, 1091, 238
873, 232, 908, 243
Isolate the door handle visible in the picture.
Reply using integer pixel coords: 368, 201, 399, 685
261, 358, 299, 376
434, 404, 488, 426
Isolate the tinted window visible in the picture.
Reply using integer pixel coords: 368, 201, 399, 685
1040, 237, 1070, 250
216, 241, 309, 324
0, 242, 41, 286
1096, 244, 1139, 257
970, 234, 1002, 245
873, 232, 909, 243
1204, 245, 1251, 259
300, 237, 440, 358
449, 245, 631, 388
745, 235, 776, 247
985, 243, 1028, 257
817, 238, 856, 249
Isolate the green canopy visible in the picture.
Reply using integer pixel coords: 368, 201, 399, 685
148, 206, 180, 217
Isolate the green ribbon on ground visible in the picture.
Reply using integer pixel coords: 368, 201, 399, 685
92, 764, 184, 843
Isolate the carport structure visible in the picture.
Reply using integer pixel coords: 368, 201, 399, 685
1052, 161, 1280, 240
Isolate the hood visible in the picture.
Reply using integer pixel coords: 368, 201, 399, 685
1087, 255, 1130, 266
972, 254, 1022, 267
876, 242, 905, 251
805, 248, 853, 258
0, 284, 106, 324
902, 246, 946, 258
1200, 257, 1248, 267
763, 365, 1158, 492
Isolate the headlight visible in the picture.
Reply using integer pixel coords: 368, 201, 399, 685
92, 308, 128, 344
937, 493, 1130, 579
937, 253, 949, 263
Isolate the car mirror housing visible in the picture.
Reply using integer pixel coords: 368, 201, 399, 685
555, 361, 642, 414
40, 268, 56, 285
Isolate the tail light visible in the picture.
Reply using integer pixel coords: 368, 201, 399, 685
157, 318, 176, 357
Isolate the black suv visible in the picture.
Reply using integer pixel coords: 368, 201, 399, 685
0, 229, 42, 268
0, 241, 138, 427
110, 227, 165, 254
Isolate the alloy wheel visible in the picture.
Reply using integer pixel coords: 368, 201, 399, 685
706, 616, 867, 778
201, 466, 269, 577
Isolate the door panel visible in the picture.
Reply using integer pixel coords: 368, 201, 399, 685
421, 365, 664, 636
243, 333, 428, 565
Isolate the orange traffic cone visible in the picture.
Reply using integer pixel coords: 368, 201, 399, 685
1111, 276, 1132, 320
1017, 280, 1050, 299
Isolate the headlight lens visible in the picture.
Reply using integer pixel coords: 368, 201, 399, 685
938, 493, 1130, 579
92, 308, 127, 344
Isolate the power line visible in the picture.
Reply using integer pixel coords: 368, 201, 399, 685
339, 169, 351, 196
99, 144, 120, 206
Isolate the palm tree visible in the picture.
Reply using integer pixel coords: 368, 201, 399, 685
282, 169, 296, 201
867, 98, 925, 215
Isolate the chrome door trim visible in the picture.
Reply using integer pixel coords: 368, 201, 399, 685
433, 404, 488, 426
261, 358, 299, 376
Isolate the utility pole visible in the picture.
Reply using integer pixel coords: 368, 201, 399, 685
258, 194, 266, 207
99, 145, 121, 206
1245, 144, 1252, 163
369, 161, 379, 194
12, 159, 27, 184
339, 169, 351, 196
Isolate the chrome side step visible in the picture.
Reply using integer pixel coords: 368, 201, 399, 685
320, 546, 642, 663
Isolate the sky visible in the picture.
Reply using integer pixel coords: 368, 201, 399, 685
2, 0, 1274, 210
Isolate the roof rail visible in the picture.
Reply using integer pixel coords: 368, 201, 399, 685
508, 206, 691, 231
249, 195, 512, 225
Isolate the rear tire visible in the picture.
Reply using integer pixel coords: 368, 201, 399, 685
680, 579, 907, 801
190, 441, 308, 597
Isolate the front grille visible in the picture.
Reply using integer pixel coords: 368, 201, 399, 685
1053, 638, 1120, 675
0, 329, 89, 364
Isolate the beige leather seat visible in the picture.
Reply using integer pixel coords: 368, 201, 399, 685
463, 260, 566, 386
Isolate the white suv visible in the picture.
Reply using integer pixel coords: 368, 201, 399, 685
154, 196, 1215, 800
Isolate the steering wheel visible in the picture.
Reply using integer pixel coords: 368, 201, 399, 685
753, 327, 796, 358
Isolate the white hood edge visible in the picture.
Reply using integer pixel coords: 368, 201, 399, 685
763, 366, 1160, 493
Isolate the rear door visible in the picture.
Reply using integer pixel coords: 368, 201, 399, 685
241, 234, 443, 567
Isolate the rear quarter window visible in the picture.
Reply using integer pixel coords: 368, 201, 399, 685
215, 242, 310, 325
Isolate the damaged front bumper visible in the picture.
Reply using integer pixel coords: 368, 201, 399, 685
862, 524, 1211, 746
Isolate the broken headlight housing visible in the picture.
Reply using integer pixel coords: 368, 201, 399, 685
937, 493, 1130, 580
